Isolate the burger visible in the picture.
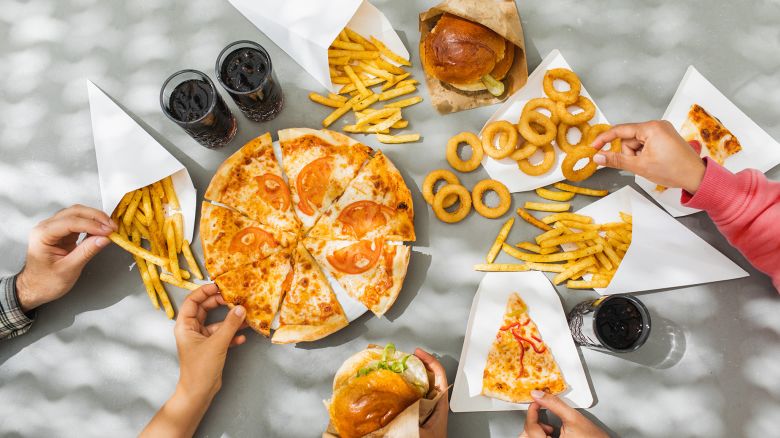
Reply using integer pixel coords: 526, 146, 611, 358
327, 344, 430, 438
422, 13, 515, 97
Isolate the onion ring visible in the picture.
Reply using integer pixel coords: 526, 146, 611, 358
481, 120, 518, 159
472, 179, 512, 219
521, 98, 560, 125
446, 132, 483, 172
585, 123, 622, 153
556, 95, 596, 125
556, 122, 591, 154
519, 111, 557, 145
543, 68, 582, 105
510, 141, 538, 161
432, 184, 472, 223
561, 145, 598, 182
423, 169, 460, 208
517, 142, 556, 176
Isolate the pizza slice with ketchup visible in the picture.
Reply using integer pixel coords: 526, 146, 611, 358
272, 243, 349, 344
308, 151, 415, 242
482, 293, 566, 403
279, 128, 372, 231
214, 249, 293, 337
304, 237, 410, 318
204, 133, 301, 232
200, 202, 296, 278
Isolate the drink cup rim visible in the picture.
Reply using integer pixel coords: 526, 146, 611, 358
215, 40, 273, 96
592, 294, 651, 353
160, 69, 219, 125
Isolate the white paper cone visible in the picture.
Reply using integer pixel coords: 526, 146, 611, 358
227, 0, 409, 92
481, 50, 609, 192
87, 80, 197, 241
636, 66, 780, 217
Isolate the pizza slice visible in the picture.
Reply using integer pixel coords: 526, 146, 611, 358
307, 151, 416, 242
482, 293, 566, 403
204, 133, 301, 232
679, 104, 742, 165
279, 128, 372, 231
271, 243, 349, 344
200, 202, 296, 278
214, 249, 293, 337
304, 237, 410, 318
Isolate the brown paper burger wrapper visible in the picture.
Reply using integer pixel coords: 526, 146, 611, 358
419, 0, 528, 114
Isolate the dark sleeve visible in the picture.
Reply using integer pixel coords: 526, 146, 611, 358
0, 275, 35, 340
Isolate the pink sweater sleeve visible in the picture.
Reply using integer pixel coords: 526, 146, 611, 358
681, 157, 780, 291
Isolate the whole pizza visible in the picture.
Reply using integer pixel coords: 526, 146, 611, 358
201, 129, 415, 344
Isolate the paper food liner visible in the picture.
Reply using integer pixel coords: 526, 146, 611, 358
227, 0, 409, 92
481, 49, 610, 192
87, 80, 196, 241
636, 65, 780, 217
323, 345, 448, 438
573, 186, 748, 295
451, 271, 592, 412
418, 0, 528, 114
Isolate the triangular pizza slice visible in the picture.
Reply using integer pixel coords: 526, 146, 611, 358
482, 293, 566, 403
204, 133, 301, 232
271, 243, 349, 344
307, 151, 415, 242
214, 249, 293, 337
200, 202, 296, 278
279, 128, 372, 231
679, 104, 742, 165
304, 237, 410, 318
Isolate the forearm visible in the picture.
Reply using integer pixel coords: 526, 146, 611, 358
0, 274, 35, 340
140, 385, 213, 438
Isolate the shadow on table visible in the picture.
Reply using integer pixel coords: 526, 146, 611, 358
609, 314, 687, 369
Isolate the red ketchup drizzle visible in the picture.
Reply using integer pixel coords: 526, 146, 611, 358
500, 320, 547, 377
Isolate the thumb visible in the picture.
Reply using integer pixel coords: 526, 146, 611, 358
530, 390, 578, 422
214, 305, 246, 346
593, 150, 641, 173
61, 235, 110, 271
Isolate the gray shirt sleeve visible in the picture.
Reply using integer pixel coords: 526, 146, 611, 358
0, 275, 35, 339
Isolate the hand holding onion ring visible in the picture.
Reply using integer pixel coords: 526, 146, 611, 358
561, 145, 598, 181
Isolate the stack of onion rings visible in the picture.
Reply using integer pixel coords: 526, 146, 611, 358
471, 179, 512, 219
481, 121, 518, 159
446, 132, 484, 172
517, 142, 556, 176
433, 184, 472, 223
561, 145, 598, 182
423, 169, 460, 208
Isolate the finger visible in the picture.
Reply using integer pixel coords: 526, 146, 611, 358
38, 216, 114, 244
205, 321, 249, 336
55, 204, 116, 230
590, 123, 642, 150
59, 235, 111, 272
414, 348, 448, 392
540, 423, 554, 435
592, 150, 642, 174
213, 306, 247, 347
178, 284, 220, 320
522, 403, 549, 438
530, 390, 578, 423
621, 138, 642, 152
229, 335, 247, 347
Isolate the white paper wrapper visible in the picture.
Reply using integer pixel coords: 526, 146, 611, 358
87, 80, 197, 241
451, 272, 593, 412
481, 49, 609, 192
227, 0, 409, 92
636, 66, 780, 217
573, 186, 748, 295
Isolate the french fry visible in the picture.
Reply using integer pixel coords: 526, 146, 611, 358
147, 262, 174, 319
524, 202, 571, 212
379, 84, 415, 101
356, 107, 399, 127
620, 212, 633, 224
553, 182, 609, 197
566, 279, 610, 289
165, 221, 182, 282
132, 216, 150, 240
109, 232, 169, 267
331, 76, 352, 85
181, 239, 204, 280
381, 72, 411, 91
606, 230, 628, 244
516, 208, 553, 231
502, 243, 603, 263
343, 124, 389, 135
353, 93, 379, 111
122, 190, 143, 228
367, 111, 403, 133
383, 96, 423, 109
134, 209, 150, 228
391, 120, 409, 129
343, 65, 371, 97
358, 61, 394, 81
309, 92, 346, 108
540, 231, 599, 248
328, 93, 348, 103
541, 212, 593, 225
558, 220, 600, 231
141, 186, 154, 225
535, 187, 576, 202
114, 191, 135, 220
553, 257, 596, 285
331, 40, 365, 51
370, 36, 411, 66
131, 229, 159, 309
474, 263, 529, 272
338, 29, 351, 42
162, 176, 180, 209
338, 77, 384, 94
523, 262, 568, 273
594, 236, 621, 267
375, 133, 420, 144
328, 49, 379, 59
515, 242, 558, 255
173, 213, 184, 252
323, 95, 360, 128
486, 217, 514, 263
394, 79, 419, 89
534, 227, 565, 245
159, 273, 199, 291
151, 184, 165, 230
374, 58, 405, 74
587, 240, 613, 271
345, 28, 378, 50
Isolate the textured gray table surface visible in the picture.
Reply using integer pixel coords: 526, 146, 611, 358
2, 0, 779, 437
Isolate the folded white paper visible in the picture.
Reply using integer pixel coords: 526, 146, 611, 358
574, 186, 748, 295
227, 0, 409, 92
451, 271, 593, 412
636, 66, 780, 217
87, 80, 196, 241
481, 49, 609, 192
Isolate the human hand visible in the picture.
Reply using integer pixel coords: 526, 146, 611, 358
591, 120, 706, 194
415, 348, 449, 438
520, 391, 608, 438
16, 204, 117, 312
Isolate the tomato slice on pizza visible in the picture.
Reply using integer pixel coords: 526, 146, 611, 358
200, 202, 295, 278
304, 237, 410, 317
214, 250, 293, 337
271, 243, 349, 344
308, 152, 415, 242
482, 293, 567, 403
679, 104, 742, 165
279, 128, 372, 230
204, 133, 301, 232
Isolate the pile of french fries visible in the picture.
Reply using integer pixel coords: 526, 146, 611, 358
107, 176, 204, 319
475, 182, 632, 290
308, 27, 421, 144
